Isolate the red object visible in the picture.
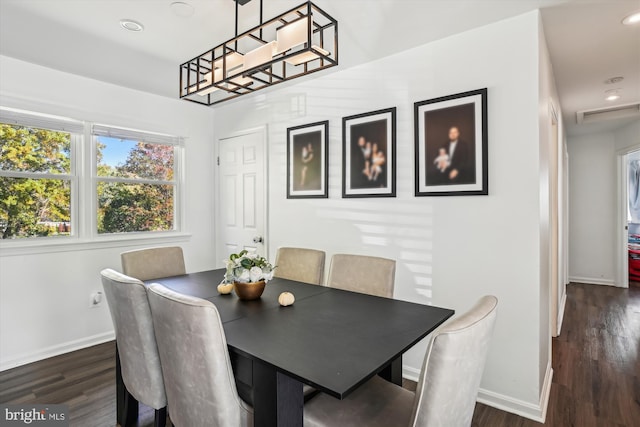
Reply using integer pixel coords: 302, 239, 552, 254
629, 249, 640, 281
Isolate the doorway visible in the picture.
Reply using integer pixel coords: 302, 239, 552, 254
618, 147, 640, 289
216, 128, 268, 260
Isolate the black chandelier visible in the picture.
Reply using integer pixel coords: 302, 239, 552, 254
179, 0, 338, 106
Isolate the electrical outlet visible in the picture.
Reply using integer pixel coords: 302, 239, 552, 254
89, 291, 104, 308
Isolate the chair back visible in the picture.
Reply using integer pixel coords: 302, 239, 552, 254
327, 254, 396, 298
121, 246, 186, 281
274, 247, 326, 285
100, 269, 166, 410
147, 283, 252, 427
410, 296, 498, 427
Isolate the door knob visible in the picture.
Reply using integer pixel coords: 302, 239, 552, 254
253, 236, 264, 244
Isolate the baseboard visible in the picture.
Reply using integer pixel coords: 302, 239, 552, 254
403, 365, 421, 382
557, 291, 567, 336
0, 331, 115, 372
569, 276, 616, 287
403, 361, 553, 423
540, 361, 553, 422
477, 362, 552, 423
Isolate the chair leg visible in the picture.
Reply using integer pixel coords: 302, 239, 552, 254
154, 407, 167, 427
116, 344, 139, 427
122, 388, 138, 427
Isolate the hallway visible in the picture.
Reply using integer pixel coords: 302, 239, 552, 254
472, 282, 640, 426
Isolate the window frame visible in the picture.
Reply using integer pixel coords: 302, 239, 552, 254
91, 124, 184, 238
0, 107, 189, 253
0, 109, 81, 241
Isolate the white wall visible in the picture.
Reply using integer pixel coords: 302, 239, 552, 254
213, 11, 551, 420
567, 131, 617, 285
615, 120, 640, 152
0, 56, 216, 369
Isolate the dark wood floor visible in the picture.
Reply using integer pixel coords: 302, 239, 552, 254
1, 283, 638, 426
472, 282, 640, 427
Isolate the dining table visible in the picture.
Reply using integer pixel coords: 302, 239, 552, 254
116, 269, 454, 427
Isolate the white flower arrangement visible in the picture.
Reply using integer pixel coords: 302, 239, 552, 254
223, 250, 275, 284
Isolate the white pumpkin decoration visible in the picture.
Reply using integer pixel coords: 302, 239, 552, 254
278, 292, 295, 306
218, 283, 234, 295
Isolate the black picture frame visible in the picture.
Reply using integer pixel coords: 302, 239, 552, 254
342, 108, 396, 198
286, 120, 329, 199
414, 88, 488, 196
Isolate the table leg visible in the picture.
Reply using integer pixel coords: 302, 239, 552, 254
253, 360, 303, 427
379, 355, 403, 386
116, 344, 138, 426
230, 351, 254, 405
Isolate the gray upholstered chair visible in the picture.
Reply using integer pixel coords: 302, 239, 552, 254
120, 246, 186, 281
274, 247, 326, 285
147, 283, 253, 427
100, 269, 167, 427
327, 254, 396, 298
304, 295, 498, 427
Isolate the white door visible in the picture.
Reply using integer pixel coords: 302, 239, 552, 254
217, 129, 267, 260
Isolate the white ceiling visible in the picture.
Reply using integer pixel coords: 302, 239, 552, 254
0, 0, 638, 136
541, 0, 640, 136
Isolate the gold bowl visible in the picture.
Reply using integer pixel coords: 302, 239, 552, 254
234, 281, 266, 300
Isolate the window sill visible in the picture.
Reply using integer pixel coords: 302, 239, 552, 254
0, 232, 192, 257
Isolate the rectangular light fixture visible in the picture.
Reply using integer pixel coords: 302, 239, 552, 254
285, 45, 330, 66
275, 16, 309, 54
213, 52, 244, 73
243, 41, 277, 70
180, 1, 338, 106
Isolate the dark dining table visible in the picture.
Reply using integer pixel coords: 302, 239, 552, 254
116, 269, 454, 427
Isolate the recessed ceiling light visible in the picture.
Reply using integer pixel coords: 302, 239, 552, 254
622, 10, 640, 25
120, 19, 144, 32
171, 2, 195, 17
604, 76, 624, 85
605, 89, 621, 102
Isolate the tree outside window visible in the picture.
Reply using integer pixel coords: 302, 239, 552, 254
0, 124, 72, 239
96, 136, 176, 234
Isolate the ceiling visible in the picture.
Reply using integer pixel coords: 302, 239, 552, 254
0, 0, 638, 136
541, 0, 640, 136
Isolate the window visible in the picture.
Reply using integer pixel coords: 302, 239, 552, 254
0, 107, 184, 245
0, 108, 82, 239
92, 125, 182, 235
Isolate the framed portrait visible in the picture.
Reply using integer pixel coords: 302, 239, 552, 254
342, 108, 396, 198
287, 120, 329, 199
414, 88, 488, 196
